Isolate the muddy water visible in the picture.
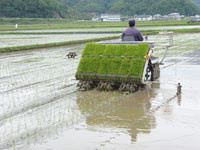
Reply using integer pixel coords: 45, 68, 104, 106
148, 33, 200, 57
0, 34, 119, 48
0, 37, 200, 150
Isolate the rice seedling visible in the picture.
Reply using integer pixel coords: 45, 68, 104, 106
129, 58, 146, 80
110, 58, 122, 79
77, 43, 106, 79
82, 43, 96, 55
125, 44, 149, 56
97, 57, 112, 76
76, 43, 149, 81
118, 58, 132, 81
93, 44, 106, 55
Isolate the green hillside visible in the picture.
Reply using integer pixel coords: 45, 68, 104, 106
191, 0, 200, 8
0, 0, 199, 18
56, 0, 200, 16
0, 0, 70, 18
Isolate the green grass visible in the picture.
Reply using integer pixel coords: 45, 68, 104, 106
76, 43, 150, 81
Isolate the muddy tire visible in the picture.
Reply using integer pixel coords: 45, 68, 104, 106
78, 80, 94, 91
128, 84, 135, 93
119, 83, 126, 92
97, 81, 106, 90
151, 63, 160, 81
106, 83, 113, 91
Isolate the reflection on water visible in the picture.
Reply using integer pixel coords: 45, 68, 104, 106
77, 89, 158, 142
177, 94, 182, 106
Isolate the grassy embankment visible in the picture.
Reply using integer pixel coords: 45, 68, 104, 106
0, 18, 199, 31
1, 28, 200, 35
0, 36, 119, 53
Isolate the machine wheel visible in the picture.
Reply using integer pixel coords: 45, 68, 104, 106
119, 83, 138, 93
119, 83, 126, 92
106, 82, 113, 91
129, 84, 136, 93
151, 63, 160, 81
144, 63, 152, 81
78, 80, 94, 90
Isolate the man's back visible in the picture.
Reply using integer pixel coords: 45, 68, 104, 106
122, 27, 143, 41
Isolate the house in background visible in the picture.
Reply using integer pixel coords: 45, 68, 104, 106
100, 14, 121, 21
134, 15, 152, 21
153, 13, 185, 20
153, 14, 162, 20
168, 13, 181, 20
153, 14, 170, 20
195, 14, 200, 18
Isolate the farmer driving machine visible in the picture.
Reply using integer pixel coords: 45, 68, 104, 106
75, 41, 160, 92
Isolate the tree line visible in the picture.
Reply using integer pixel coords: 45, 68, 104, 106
0, 0, 199, 18
57, 0, 200, 16
191, 0, 200, 8
0, 0, 69, 18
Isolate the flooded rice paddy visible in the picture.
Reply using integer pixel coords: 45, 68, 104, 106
151, 33, 200, 56
0, 32, 200, 150
0, 34, 119, 48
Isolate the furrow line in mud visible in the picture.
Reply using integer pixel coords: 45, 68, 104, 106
0, 53, 35, 60
1, 60, 71, 72
0, 56, 79, 73
0, 84, 77, 124
160, 56, 194, 70
0, 113, 84, 150
0, 48, 77, 60
0, 62, 78, 81
0, 73, 77, 94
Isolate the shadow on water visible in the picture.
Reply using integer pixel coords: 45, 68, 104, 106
76, 87, 159, 142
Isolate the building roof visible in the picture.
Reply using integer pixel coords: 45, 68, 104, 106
169, 13, 180, 16
134, 15, 152, 18
101, 14, 120, 17
153, 14, 161, 17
